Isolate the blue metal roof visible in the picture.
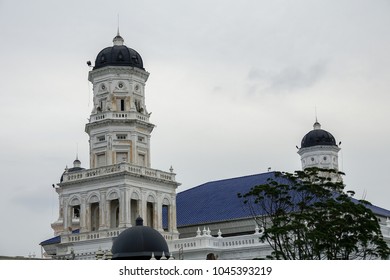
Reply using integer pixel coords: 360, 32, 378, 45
364, 202, 390, 217
176, 172, 390, 227
40, 229, 79, 246
176, 172, 278, 227
40, 235, 60, 246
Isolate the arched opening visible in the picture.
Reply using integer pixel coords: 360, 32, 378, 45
162, 198, 170, 232
91, 202, 100, 231
130, 199, 139, 225
110, 199, 120, 228
147, 202, 154, 228
146, 195, 155, 228
72, 205, 80, 219
206, 253, 217, 260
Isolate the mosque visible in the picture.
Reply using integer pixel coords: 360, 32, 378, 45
40, 33, 390, 260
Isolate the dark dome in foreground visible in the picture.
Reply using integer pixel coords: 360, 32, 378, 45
301, 121, 337, 148
93, 34, 144, 70
111, 217, 169, 260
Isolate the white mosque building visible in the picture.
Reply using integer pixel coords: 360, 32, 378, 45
40, 33, 390, 260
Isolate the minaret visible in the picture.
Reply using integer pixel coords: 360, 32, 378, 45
86, 32, 154, 168
298, 120, 341, 172
42, 33, 180, 259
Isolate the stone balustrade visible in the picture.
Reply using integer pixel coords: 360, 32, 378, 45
170, 228, 265, 252
61, 228, 124, 244
61, 162, 177, 184
90, 111, 149, 123
61, 228, 179, 245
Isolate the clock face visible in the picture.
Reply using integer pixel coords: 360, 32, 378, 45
101, 84, 106, 90
118, 82, 124, 88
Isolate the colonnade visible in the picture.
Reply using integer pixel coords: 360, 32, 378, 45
60, 187, 177, 235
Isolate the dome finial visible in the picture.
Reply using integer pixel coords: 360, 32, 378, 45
73, 143, 81, 167
313, 106, 321, 129
113, 15, 124, 46
116, 14, 121, 37
313, 119, 321, 130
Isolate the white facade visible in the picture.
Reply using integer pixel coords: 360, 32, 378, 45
42, 34, 390, 260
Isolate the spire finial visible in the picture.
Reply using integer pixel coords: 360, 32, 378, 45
117, 14, 120, 36
113, 15, 124, 46
313, 106, 321, 129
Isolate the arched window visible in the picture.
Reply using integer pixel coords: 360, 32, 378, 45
91, 202, 99, 231
162, 197, 170, 232
110, 199, 120, 228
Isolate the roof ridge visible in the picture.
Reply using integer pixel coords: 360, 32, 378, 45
178, 171, 275, 194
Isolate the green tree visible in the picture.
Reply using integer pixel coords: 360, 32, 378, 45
238, 167, 390, 260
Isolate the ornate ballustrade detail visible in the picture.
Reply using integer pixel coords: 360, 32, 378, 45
89, 111, 149, 123
60, 162, 178, 185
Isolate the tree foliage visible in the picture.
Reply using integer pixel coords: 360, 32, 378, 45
238, 168, 390, 260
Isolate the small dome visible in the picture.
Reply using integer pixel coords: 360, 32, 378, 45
60, 158, 85, 182
93, 34, 144, 70
111, 217, 169, 260
73, 158, 81, 168
301, 121, 337, 148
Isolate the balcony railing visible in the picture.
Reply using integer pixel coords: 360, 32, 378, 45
89, 111, 149, 123
61, 162, 177, 184
61, 228, 125, 244
61, 228, 178, 244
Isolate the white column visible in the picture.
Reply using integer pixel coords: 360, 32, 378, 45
141, 192, 147, 226
119, 188, 129, 227
63, 199, 70, 232
100, 191, 108, 230
147, 135, 152, 168
85, 202, 91, 231
154, 200, 160, 230
156, 194, 163, 231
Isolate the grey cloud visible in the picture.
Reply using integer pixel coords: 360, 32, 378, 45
247, 61, 327, 94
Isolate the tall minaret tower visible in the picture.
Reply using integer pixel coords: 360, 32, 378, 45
86, 32, 153, 168
43, 33, 180, 259
298, 120, 341, 172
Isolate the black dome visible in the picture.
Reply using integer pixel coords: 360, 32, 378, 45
93, 34, 144, 70
111, 217, 169, 260
301, 121, 337, 148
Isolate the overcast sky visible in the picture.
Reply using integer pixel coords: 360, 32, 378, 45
1, 0, 390, 257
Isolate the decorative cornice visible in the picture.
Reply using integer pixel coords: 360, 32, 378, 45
88, 66, 149, 82
298, 145, 340, 156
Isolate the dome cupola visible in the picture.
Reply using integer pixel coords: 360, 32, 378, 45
111, 217, 170, 260
298, 120, 341, 173
93, 32, 144, 70
301, 121, 337, 148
